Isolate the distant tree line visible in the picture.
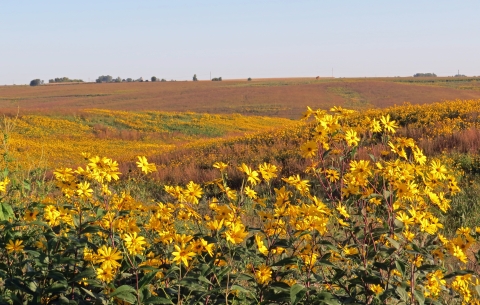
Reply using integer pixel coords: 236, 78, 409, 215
413, 73, 437, 77
29, 79, 44, 86
96, 75, 166, 83
49, 77, 83, 83
211, 77, 222, 81
31, 75, 185, 86
96, 75, 116, 83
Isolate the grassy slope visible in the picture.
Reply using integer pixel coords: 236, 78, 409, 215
5, 110, 296, 169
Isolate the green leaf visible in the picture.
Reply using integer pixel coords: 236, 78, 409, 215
0, 203, 14, 221
373, 262, 390, 271
383, 190, 391, 200
290, 284, 306, 305
386, 237, 400, 250
138, 270, 159, 290
198, 276, 213, 285
444, 270, 474, 279
323, 149, 332, 159
217, 266, 232, 280
332, 268, 346, 282
230, 285, 252, 295
45, 282, 68, 294
417, 264, 437, 272
6, 279, 34, 296
314, 292, 341, 305
80, 225, 100, 235
29, 220, 51, 228
394, 219, 404, 228
318, 240, 338, 251
410, 243, 423, 254
24, 249, 41, 257
272, 257, 299, 267
144, 296, 174, 304
317, 258, 335, 267
396, 286, 408, 302
96, 208, 107, 218
80, 287, 97, 299
110, 285, 137, 297
271, 239, 289, 248
139, 285, 151, 303
476, 285, 480, 297
113, 292, 136, 304
413, 289, 425, 305
110, 285, 137, 304
395, 261, 406, 278
48, 270, 67, 282
425, 298, 443, 305
72, 268, 96, 283
57, 296, 72, 304
269, 281, 291, 291
23, 180, 31, 191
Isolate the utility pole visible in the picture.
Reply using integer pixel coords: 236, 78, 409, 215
210, 72, 211, 80
332, 68, 333, 78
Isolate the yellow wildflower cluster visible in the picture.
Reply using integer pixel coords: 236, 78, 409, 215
0, 106, 479, 304
349, 99, 480, 137
5, 109, 295, 170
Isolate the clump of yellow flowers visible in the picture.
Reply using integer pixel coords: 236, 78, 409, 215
0, 106, 478, 304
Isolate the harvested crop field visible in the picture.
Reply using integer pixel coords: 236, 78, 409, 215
2, 77, 480, 118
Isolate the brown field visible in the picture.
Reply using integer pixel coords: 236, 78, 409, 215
2, 77, 480, 118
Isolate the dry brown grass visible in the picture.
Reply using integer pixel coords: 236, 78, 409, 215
401, 127, 480, 155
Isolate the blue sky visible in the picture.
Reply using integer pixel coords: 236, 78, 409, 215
1, 0, 479, 84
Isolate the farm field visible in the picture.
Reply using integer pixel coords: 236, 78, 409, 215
1, 78, 480, 304
2, 77, 480, 118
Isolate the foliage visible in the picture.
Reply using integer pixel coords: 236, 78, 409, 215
48, 77, 83, 83
96, 75, 113, 83
0, 106, 479, 304
29, 79, 44, 86
414, 73, 437, 77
